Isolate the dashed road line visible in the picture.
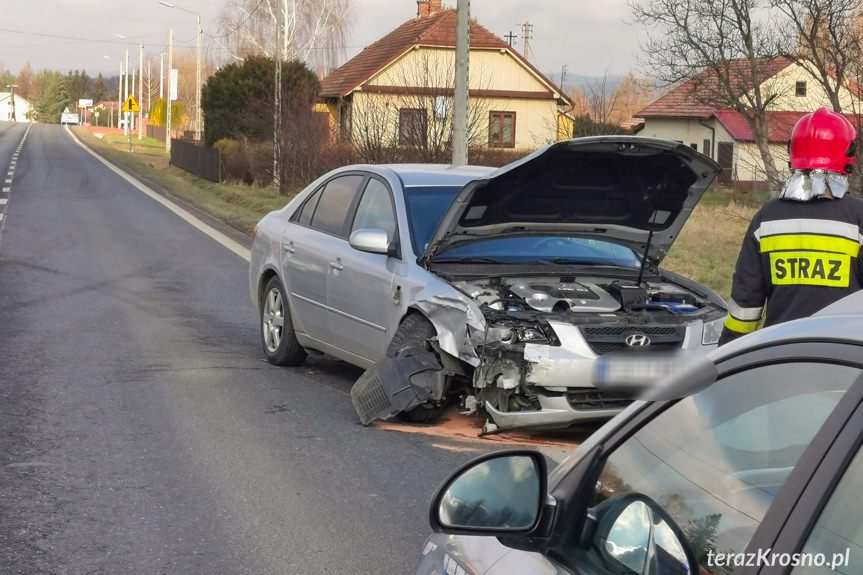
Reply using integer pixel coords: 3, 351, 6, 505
0, 124, 33, 243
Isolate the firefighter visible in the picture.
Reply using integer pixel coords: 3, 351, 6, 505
719, 107, 863, 345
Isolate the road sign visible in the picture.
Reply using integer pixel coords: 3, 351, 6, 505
122, 95, 140, 113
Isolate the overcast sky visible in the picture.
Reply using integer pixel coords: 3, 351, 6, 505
0, 0, 643, 88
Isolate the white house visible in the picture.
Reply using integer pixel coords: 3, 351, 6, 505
0, 92, 32, 123
636, 58, 863, 188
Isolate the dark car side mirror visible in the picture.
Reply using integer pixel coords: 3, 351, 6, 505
429, 450, 555, 539
585, 492, 699, 575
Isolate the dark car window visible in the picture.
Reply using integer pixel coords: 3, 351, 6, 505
351, 178, 396, 242
310, 174, 365, 236
403, 186, 462, 254
791, 445, 863, 574
568, 362, 861, 575
294, 188, 322, 226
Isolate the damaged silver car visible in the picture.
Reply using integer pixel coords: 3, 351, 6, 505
249, 136, 727, 433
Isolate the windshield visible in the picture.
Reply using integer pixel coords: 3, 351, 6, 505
434, 236, 641, 267
404, 186, 462, 255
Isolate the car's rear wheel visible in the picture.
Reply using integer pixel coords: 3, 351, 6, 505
261, 276, 307, 366
386, 314, 448, 423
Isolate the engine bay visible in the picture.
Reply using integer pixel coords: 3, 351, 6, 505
455, 275, 717, 320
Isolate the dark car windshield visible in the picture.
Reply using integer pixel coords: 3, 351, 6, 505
434, 236, 641, 268
403, 186, 462, 254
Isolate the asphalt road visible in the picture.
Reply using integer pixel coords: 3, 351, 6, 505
0, 123, 583, 575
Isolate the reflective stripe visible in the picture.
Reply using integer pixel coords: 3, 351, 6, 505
769, 252, 851, 287
757, 219, 861, 243
726, 298, 763, 321
724, 316, 760, 334
760, 234, 860, 257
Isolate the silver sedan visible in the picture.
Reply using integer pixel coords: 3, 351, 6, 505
249, 136, 727, 432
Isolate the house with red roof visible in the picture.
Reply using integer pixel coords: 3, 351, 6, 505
318, 0, 571, 158
636, 58, 863, 187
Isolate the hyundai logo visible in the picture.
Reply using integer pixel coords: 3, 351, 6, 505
625, 333, 651, 347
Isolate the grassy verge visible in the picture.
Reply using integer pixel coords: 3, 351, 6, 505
73, 126, 754, 300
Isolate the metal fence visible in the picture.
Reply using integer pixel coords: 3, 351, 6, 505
146, 124, 167, 142
170, 138, 220, 182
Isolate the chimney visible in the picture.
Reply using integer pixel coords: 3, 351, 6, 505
417, 0, 442, 17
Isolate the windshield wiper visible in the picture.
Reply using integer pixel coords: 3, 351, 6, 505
432, 257, 504, 264
542, 258, 633, 268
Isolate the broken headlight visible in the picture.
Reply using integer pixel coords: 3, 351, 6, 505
702, 315, 726, 345
510, 326, 550, 344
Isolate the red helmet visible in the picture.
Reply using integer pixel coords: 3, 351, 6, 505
789, 107, 858, 174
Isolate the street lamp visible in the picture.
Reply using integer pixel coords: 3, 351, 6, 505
116, 34, 130, 135
159, 1, 201, 142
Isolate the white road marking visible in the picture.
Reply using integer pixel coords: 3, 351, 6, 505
0, 198, 7, 205
66, 127, 251, 262
1, 187, 9, 193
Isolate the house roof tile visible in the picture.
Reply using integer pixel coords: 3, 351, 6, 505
319, 9, 565, 101
714, 109, 863, 142
636, 57, 794, 119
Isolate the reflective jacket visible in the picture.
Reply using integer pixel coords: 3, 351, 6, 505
719, 195, 863, 345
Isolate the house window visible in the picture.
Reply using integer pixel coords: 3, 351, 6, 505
703, 139, 712, 158
690, 142, 698, 151
489, 111, 516, 148
796, 81, 807, 97
399, 108, 427, 147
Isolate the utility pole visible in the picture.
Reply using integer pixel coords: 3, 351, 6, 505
118, 59, 123, 129
138, 43, 144, 140
522, 21, 533, 59
166, 28, 173, 153
124, 46, 130, 135
5, 84, 17, 122
452, 0, 470, 166
560, 64, 567, 93
159, 2, 202, 142
273, 9, 283, 193
504, 31, 516, 46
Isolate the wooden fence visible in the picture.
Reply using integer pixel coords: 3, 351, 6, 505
170, 138, 220, 182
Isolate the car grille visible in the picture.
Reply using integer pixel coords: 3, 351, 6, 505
581, 326, 686, 356
566, 388, 634, 411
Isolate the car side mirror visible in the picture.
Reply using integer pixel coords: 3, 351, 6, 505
429, 450, 552, 536
591, 493, 698, 575
349, 228, 398, 257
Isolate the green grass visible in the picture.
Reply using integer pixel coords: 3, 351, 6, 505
73, 126, 755, 300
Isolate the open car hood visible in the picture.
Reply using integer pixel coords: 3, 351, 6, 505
419, 136, 721, 266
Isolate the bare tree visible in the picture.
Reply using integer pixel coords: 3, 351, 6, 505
630, 0, 787, 193
570, 70, 658, 125
217, 0, 350, 75
771, 0, 863, 113
349, 50, 492, 163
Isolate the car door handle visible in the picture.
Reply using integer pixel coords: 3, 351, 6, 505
329, 259, 343, 271
282, 241, 295, 254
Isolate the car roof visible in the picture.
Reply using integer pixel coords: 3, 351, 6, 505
712, 290, 863, 360
350, 163, 497, 188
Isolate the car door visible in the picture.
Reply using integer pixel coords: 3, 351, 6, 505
754, 365, 863, 575
325, 176, 399, 363
281, 173, 365, 344
534, 342, 863, 575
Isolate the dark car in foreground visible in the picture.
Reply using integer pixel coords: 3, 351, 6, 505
250, 136, 727, 432
416, 290, 863, 575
